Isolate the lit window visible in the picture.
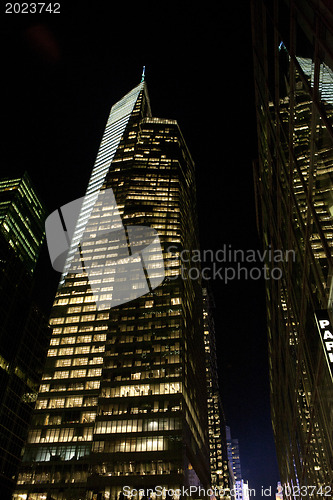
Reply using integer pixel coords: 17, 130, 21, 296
49, 398, 65, 408
58, 348, 74, 356
171, 297, 181, 305
53, 371, 69, 379
87, 368, 102, 377
72, 357, 88, 366
66, 397, 83, 407
71, 369, 87, 378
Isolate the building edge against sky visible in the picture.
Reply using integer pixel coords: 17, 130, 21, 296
13, 79, 232, 499
0, 173, 46, 275
0, 173, 50, 499
251, 0, 333, 490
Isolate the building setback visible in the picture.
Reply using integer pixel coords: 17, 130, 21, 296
0, 173, 49, 499
251, 0, 333, 489
14, 81, 212, 499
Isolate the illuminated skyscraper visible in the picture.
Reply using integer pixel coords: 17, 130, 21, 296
234, 480, 250, 500
0, 173, 45, 275
203, 288, 230, 497
251, 0, 333, 489
14, 81, 211, 499
225, 427, 242, 485
0, 173, 49, 499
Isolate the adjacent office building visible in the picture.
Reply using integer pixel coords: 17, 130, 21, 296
225, 428, 249, 500
0, 173, 46, 274
203, 288, 230, 497
14, 80, 212, 499
251, 0, 333, 488
0, 173, 49, 498
225, 427, 242, 485
234, 480, 250, 500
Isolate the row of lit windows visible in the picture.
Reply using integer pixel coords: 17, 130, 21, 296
55, 291, 94, 301
40, 396, 97, 408
153, 342, 180, 352
28, 426, 93, 443
40, 380, 100, 391
110, 332, 180, 352
50, 368, 101, 382
105, 354, 180, 368
50, 344, 103, 357
52, 324, 106, 333
50, 341, 105, 354
112, 319, 181, 332
54, 304, 97, 314
107, 331, 181, 343
50, 367, 102, 378
23, 444, 91, 462
106, 346, 179, 366
116, 310, 181, 319
128, 187, 179, 195
16, 462, 182, 486
99, 400, 181, 416
108, 342, 180, 354
17, 469, 89, 485
48, 352, 104, 365
100, 382, 181, 398
94, 417, 181, 434
51, 332, 106, 343
111, 367, 180, 382
93, 460, 181, 475
37, 397, 83, 409
36, 392, 102, 409
33, 412, 96, 426
70, 241, 162, 257
92, 436, 166, 453
54, 296, 103, 306
50, 313, 109, 325
127, 195, 179, 202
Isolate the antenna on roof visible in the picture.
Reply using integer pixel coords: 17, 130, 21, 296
141, 66, 146, 82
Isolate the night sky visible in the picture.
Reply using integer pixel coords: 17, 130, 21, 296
1, 2, 280, 496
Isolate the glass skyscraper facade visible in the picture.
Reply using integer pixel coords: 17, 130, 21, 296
203, 288, 230, 498
0, 173, 49, 499
0, 173, 46, 275
251, 0, 333, 491
225, 427, 242, 486
14, 81, 212, 500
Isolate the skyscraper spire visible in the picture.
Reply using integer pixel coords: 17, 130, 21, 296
141, 65, 146, 82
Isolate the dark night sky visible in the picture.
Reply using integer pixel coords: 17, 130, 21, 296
1, 2, 280, 496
